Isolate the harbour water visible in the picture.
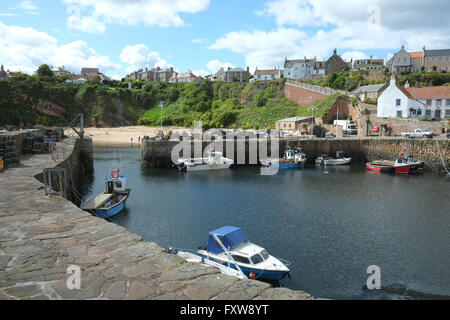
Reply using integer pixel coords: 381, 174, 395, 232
82, 146, 450, 300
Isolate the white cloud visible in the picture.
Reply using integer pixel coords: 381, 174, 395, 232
191, 38, 208, 45
209, 28, 307, 71
18, 1, 37, 11
63, 0, 210, 33
341, 51, 369, 62
17, 0, 39, 15
206, 60, 236, 74
210, 0, 450, 71
256, 0, 319, 28
119, 44, 171, 74
0, 21, 120, 75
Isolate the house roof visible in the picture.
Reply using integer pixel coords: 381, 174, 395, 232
424, 49, 450, 57
409, 51, 424, 59
254, 69, 279, 75
284, 59, 316, 68
351, 84, 386, 94
404, 86, 450, 99
81, 68, 99, 75
277, 116, 314, 122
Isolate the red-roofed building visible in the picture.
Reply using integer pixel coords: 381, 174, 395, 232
378, 75, 450, 119
254, 68, 282, 81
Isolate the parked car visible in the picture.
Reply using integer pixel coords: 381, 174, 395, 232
325, 132, 335, 138
401, 129, 434, 139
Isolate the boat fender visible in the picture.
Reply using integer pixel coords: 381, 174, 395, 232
111, 170, 120, 179
249, 273, 257, 279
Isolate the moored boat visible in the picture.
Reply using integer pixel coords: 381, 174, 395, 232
197, 226, 291, 281
316, 151, 352, 166
261, 147, 306, 169
176, 149, 233, 172
81, 168, 131, 219
366, 151, 424, 174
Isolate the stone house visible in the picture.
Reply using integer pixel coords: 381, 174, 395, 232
127, 67, 177, 82
386, 45, 413, 73
275, 117, 314, 131
325, 49, 350, 74
423, 48, 450, 72
169, 71, 201, 83
215, 67, 250, 83
350, 84, 387, 101
377, 75, 450, 119
254, 68, 282, 81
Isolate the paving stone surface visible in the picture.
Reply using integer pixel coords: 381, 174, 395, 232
0, 139, 315, 300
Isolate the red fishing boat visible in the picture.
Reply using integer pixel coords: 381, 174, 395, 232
366, 151, 424, 174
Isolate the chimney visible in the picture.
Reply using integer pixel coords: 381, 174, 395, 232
405, 81, 410, 88
247, 66, 250, 73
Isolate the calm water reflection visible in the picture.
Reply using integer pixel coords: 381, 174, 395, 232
82, 146, 450, 300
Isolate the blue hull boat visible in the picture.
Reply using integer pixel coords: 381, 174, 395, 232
198, 253, 289, 280
198, 226, 291, 281
81, 169, 131, 219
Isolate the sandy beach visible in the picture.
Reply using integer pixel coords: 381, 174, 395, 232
65, 126, 192, 146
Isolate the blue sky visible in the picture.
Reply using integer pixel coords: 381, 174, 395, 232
1, 0, 449, 78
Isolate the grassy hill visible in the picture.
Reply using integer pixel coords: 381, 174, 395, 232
1, 72, 342, 130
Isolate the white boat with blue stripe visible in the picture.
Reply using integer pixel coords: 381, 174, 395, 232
261, 148, 306, 169
81, 169, 131, 219
198, 226, 291, 281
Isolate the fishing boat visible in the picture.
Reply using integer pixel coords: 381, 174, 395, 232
197, 226, 291, 281
81, 168, 131, 219
316, 151, 352, 166
261, 147, 306, 169
176, 149, 233, 172
366, 151, 424, 174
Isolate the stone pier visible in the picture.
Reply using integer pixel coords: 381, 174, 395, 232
0, 138, 314, 300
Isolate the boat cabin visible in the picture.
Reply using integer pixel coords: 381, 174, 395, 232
106, 170, 128, 194
206, 226, 269, 266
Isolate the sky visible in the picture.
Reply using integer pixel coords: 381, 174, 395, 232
1, 0, 449, 79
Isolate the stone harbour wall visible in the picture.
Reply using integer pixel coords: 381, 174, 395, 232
0, 138, 315, 300
142, 137, 450, 174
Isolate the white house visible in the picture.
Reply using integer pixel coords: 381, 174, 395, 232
254, 68, 282, 81
378, 76, 450, 119
284, 57, 316, 80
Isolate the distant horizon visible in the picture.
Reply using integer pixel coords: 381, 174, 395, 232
1, 0, 449, 79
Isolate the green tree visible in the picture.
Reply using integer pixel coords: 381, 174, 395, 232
36, 64, 54, 78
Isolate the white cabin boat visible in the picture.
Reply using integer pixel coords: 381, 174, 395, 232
197, 226, 290, 281
316, 151, 352, 166
176, 150, 233, 172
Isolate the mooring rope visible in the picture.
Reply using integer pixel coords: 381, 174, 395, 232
435, 140, 450, 176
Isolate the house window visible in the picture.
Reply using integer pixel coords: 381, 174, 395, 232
436, 99, 442, 107
425, 110, 432, 117
446, 99, 450, 106
445, 110, 450, 118
396, 111, 403, 117
426, 99, 432, 106
396, 99, 401, 107
439, 57, 443, 62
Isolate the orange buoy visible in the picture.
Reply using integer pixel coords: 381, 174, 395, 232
249, 273, 256, 279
